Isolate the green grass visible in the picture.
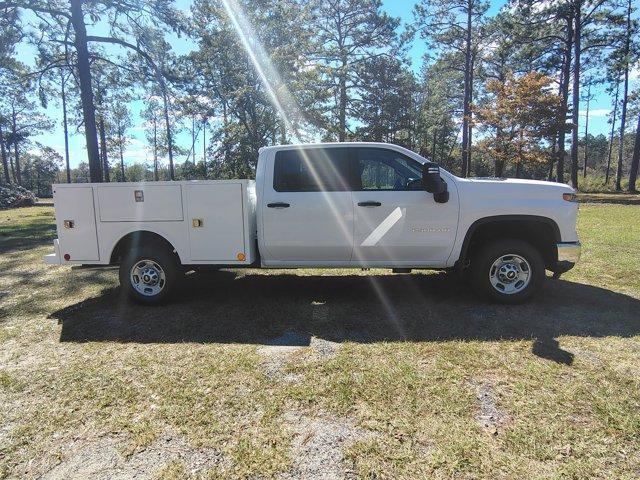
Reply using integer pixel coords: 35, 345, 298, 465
0, 205, 638, 479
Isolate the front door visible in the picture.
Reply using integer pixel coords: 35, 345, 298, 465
261, 147, 354, 263
350, 147, 458, 265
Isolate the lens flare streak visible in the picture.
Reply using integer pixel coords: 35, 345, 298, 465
221, 0, 411, 338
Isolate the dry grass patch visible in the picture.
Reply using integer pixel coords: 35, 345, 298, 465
0, 205, 639, 479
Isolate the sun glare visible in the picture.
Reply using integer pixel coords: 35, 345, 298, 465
221, 0, 408, 337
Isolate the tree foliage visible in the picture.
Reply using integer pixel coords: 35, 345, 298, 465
0, 0, 639, 193
475, 72, 562, 177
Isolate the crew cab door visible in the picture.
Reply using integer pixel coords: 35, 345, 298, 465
350, 147, 458, 265
260, 147, 353, 263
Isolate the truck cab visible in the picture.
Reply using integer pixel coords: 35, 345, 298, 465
256, 143, 460, 268
45, 142, 581, 305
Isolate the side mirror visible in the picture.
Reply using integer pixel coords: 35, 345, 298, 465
421, 162, 449, 203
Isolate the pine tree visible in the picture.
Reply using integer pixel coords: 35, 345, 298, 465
309, 0, 400, 141
415, 0, 489, 177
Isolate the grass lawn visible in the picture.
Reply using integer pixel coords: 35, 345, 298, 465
0, 204, 638, 479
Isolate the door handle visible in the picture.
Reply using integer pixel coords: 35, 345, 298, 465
357, 201, 382, 207
267, 202, 290, 208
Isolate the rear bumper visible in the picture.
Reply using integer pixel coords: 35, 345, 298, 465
554, 241, 581, 273
43, 239, 61, 265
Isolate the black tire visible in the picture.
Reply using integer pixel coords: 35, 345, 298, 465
470, 239, 545, 304
119, 245, 179, 305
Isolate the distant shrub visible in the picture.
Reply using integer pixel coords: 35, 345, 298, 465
577, 175, 629, 193
0, 185, 37, 209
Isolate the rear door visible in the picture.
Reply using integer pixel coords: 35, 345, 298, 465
260, 147, 354, 262
351, 147, 458, 265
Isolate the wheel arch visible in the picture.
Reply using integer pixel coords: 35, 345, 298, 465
109, 230, 183, 265
457, 215, 561, 270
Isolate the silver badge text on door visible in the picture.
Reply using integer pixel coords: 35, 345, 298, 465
411, 227, 451, 233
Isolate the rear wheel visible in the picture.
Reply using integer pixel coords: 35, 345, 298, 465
119, 245, 179, 304
470, 239, 545, 304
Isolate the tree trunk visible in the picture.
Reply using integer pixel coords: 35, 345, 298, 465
605, 81, 619, 184
557, 14, 573, 184
570, 1, 581, 188
495, 125, 505, 177
11, 109, 21, 185
222, 99, 229, 165
467, 52, 475, 176
61, 73, 71, 183
431, 127, 437, 161
153, 119, 158, 181
9, 155, 16, 183
13, 140, 20, 185
615, 0, 632, 192
548, 136, 557, 181
583, 83, 590, 178
516, 129, 524, 178
628, 113, 640, 192
161, 88, 174, 180
461, 0, 472, 177
98, 118, 109, 182
203, 118, 207, 178
338, 56, 347, 142
191, 116, 196, 163
439, 118, 447, 164
119, 134, 125, 181
70, 0, 101, 182
0, 123, 9, 184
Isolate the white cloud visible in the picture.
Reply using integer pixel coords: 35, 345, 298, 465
581, 108, 610, 118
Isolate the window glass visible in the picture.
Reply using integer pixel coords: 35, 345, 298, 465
355, 148, 422, 191
273, 148, 351, 192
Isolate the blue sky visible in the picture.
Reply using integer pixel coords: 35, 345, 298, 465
25, 0, 633, 169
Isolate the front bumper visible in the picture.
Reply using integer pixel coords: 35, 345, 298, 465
554, 241, 581, 273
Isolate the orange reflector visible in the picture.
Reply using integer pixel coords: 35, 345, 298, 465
562, 193, 578, 202
236, 252, 246, 261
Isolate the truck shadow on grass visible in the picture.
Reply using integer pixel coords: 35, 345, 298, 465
51, 271, 640, 365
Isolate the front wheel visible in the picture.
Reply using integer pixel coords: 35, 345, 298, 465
470, 239, 545, 304
119, 246, 179, 304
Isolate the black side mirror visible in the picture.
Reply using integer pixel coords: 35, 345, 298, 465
421, 162, 449, 203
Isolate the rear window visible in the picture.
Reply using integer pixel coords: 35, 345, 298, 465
273, 148, 351, 192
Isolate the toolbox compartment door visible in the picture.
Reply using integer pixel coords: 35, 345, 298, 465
97, 185, 183, 222
186, 183, 246, 261
54, 186, 99, 261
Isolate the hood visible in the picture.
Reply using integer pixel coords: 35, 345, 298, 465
455, 177, 575, 203
462, 177, 574, 192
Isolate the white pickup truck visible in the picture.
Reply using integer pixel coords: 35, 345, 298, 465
44, 142, 581, 304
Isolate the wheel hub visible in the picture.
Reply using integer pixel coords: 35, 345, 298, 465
498, 263, 519, 283
489, 254, 531, 295
130, 260, 166, 297
141, 267, 159, 286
